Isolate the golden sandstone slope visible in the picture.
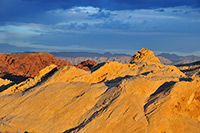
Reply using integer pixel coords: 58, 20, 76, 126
0, 48, 199, 133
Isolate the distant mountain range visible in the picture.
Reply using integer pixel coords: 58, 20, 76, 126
157, 53, 200, 65
51, 52, 131, 58
51, 52, 200, 65
51, 52, 131, 65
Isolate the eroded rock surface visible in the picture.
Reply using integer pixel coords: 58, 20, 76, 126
1, 64, 57, 95
75, 59, 97, 71
0, 48, 199, 133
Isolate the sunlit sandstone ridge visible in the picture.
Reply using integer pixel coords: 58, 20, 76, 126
0, 48, 199, 133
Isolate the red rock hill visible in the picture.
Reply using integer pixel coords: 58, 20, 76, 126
75, 59, 97, 71
0, 53, 97, 78
0, 53, 72, 77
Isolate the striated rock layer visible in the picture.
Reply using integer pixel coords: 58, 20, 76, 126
1, 64, 57, 95
0, 48, 199, 133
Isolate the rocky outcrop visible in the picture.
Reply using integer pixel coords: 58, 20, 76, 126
130, 48, 160, 65
0, 78, 11, 86
0, 48, 199, 133
0, 53, 97, 78
0, 78, 12, 92
76, 60, 97, 71
0, 53, 72, 77
1, 64, 57, 95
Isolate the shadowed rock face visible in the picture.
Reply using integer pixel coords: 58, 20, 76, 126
75, 59, 97, 71
0, 48, 199, 133
176, 61, 200, 77
1, 64, 58, 95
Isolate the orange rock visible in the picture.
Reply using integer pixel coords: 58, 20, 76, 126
0, 53, 72, 77
0, 53, 97, 78
76, 59, 97, 71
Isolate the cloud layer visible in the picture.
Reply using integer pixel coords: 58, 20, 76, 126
1, 0, 200, 23
0, 0, 200, 55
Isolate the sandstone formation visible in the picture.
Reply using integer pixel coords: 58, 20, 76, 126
0, 53, 71, 77
0, 78, 11, 86
130, 48, 160, 65
75, 59, 97, 71
0, 48, 199, 133
1, 64, 57, 95
0, 53, 97, 79
0, 78, 12, 92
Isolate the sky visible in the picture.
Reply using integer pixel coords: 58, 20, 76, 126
0, 0, 200, 55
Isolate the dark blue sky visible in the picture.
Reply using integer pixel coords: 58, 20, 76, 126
0, 0, 200, 55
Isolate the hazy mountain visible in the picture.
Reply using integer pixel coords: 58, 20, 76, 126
52, 52, 200, 65
157, 53, 200, 65
51, 52, 131, 58
51, 52, 132, 64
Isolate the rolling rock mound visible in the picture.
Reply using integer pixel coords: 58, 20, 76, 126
0, 48, 200, 133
